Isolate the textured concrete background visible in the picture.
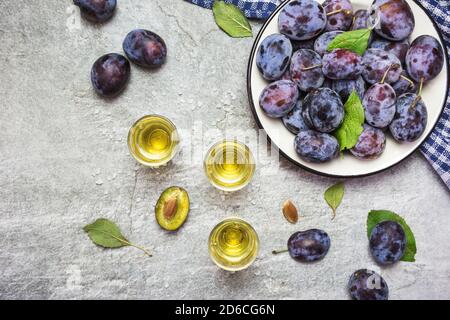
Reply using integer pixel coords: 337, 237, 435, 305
0, 0, 449, 300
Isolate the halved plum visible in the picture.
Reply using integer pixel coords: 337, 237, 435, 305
155, 187, 190, 231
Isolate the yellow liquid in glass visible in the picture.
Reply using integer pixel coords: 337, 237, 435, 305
204, 140, 255, 191
208, 218, 259, 271
128, 115, 179, 167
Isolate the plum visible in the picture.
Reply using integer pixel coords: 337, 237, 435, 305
363, 83, 396, 128
294, 130, 340, 163
369, 221, 406, 265
91, 53, 130, 97
256, 34, 293, 81
362, 48, 402, 85
155, 187, 190, 231
405, 35, 444, 83
322, 49, 363, 80
348, 269, 389, 300
278, 0, 327, 41
368, 0, 415, 41
323, 0, 354, 31
259, 80, 299, 118
290, 49, 325, 92
123, 29, 167, 68
73, 0, 116, 23
282, 100, 310, 134
389, 93, 428, 142
350, 124, 386, 160
303, 88, 344, 133
287, 229, 331, 262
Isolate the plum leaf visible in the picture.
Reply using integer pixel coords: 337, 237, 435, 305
213, 1, 252, 38
83, 218, 152, 257
334, 90, 365, 151
327, 28, 371, 55
324, 182, 345, 220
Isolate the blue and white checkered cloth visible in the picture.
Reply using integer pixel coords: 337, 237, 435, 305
185, 0, 280, 19
187, 0, 450, 188
417, 0, 450, 189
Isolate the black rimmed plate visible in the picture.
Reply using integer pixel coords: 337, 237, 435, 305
247, 0, 449, 178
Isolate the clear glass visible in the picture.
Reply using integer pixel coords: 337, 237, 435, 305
127, 115, 180, 167
204, 139, 256, 192
208, 217, 260, 272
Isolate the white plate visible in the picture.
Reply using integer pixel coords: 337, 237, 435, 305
247, 0, 449, 177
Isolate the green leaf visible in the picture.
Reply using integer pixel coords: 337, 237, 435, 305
327, 28, 371, 55
84, 218, 129, 248
324, 182, 345, 220
83, 218, 152, 256
213, 1, 252, 38
367, 210, 417, 262
334, 90, 365, 151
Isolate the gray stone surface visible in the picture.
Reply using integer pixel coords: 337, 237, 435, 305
0, 0, 449, 300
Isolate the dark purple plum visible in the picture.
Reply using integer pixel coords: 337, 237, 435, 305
291, 39, 316, 51
389, 93, 428, 142
282, 100, 310, 134
290, 49, 325, 92
368, 0, 415, 41
370, 38, 409, 64
91, 53, 130, 98
323, 0, 353, 31
332, 76, 366, 102
259, 80, 299, 118
294, 130, 340, 163
351, 9, 369, 30
74, 0, 116, 23
303, 88, 344, 133
278, 0, 327, 41
348, 269, 389, 300
314, 31, 343, 56
369, 221, 406, 265
362, 48, 402, 85
350, 124, 386, 160
123, 29, 167, 68
392, 71, 417, 96
322, 49, 363, 80
363, 83, 396, 128
287, 229, 331, 262
256, 34, 293, 81
405, 35, 444, 83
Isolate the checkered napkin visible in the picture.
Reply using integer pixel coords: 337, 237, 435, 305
185, 0, 280, 19
186, 0, 450, 188
418, 0, 450, 189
